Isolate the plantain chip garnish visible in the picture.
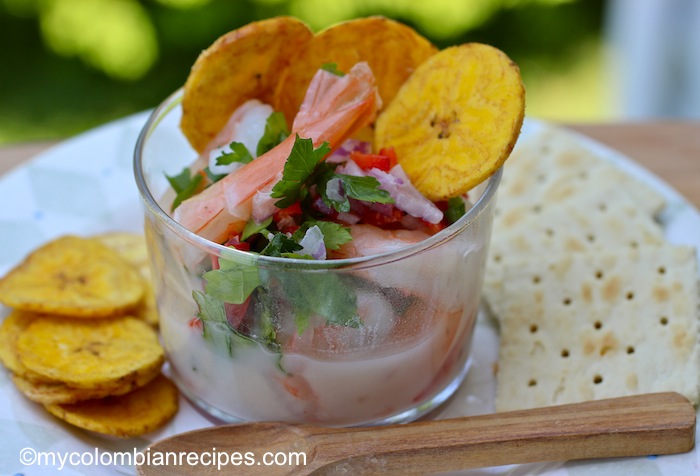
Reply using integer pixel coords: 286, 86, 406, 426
273, 16, 437, 140
0, 236, 144, 318
180, 16, 314, 153
16, 316, 164, 390
44, 374, 179, 438
375, 43, 526, 201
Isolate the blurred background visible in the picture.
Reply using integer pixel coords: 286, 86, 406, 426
1, 0, 698, 145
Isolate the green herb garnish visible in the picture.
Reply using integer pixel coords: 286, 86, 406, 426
321, 62, 345, 77
165, 167, 203, 211
241, 217, 273, 242
192, 290, 252, 356
260, 233, 303, 257
270, 134, 331, 208
203, 260, 261, 305
445, 196, 466, 224
330, 174, 394, 212
293, 221, 352, 251
203, 166, 227, 184
257, 111, 290, 157
217, 141, 254, 166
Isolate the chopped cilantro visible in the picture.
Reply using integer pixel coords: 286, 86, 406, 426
321, 62, 345, 77
203, 261, 261, 305
217, 142, 253, 166
165, 167, 203, 211
270, 135, 331, 208
272, 271, 361, 334
257, 112, 290, 157
204, 166, 227, 184
293, 221, 352, 251
260, 233, 303, 257
445, 196, 466, 224
320, 174, 394, 212
192, 290, 252, 356
241, 217, 273, 241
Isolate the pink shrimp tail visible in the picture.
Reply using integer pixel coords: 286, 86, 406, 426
177, 62, 380, 243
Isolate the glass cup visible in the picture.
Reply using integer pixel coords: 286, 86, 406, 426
134, 89, 501, 426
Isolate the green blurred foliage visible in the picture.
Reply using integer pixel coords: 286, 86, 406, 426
0, 0, 605, 145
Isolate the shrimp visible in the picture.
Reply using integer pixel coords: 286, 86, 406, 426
188, 99, 274, 175
330, 224, 431, 259
175, 62, 381, 243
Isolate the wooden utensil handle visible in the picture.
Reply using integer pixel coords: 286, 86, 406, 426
310, 392, 696, 475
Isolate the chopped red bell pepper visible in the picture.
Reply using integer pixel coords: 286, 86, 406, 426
350, 150, 391, 172
378, 147, 398, 169
274, 202, 303, 232
361, 206, 405, 227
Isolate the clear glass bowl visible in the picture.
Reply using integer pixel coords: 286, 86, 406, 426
134, 89, 501, 426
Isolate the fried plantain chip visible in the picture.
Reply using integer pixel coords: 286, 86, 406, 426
375, 43, 525, 201
132, 281, 160, 328
0, 310, 54, 382
0, 236, 144, 318
181, 16, 313, 153
17, 316, 164, 390
273, 16, 437, 137
96, 232, 150, 281
12, 363, 160, 405
44, 374, 179, 438
96, 233, 159, 327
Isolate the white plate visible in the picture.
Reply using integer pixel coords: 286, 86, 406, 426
0, 116, 699, 476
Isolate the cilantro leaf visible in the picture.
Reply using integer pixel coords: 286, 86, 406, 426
272, 272, 361, 333
445, 196, 466, 224
257, 112, 290, 157
192, 291, 252, 356
321, 62, 345, 77
204, 166, 227, 184
293, 221, 352, 251
203, 261, 261, 305
260, 233, 303, 257
217, 142, 253, 166
339, 174, 393, 203
321, 174, 394, 212
270, 135, 331, 208
241, 217, 272, 241
165, 167, 203, 211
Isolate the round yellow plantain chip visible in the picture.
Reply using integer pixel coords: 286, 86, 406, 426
375, 43, 526, 201
132, 281, 160, 328
95, 232, 160, 327
44, 374, 179, 438
12, 363, 160, 405
95, 232, 150, 280
273, 16, 437, 133
0, 236, 144, 318
16, 316, 164, 390
181, 16, 313, 153
0, 310, 54, 382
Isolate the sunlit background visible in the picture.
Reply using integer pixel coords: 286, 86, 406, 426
1, 0, 697, 145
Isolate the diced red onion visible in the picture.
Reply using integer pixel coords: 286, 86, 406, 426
299, 225, 327, 260
368, 165, 444, 224
336, 212, 360, 224
326, 139, 372, 163
325, 177, 345, 202
336, 158, 365, 177
251, 174, 281, 223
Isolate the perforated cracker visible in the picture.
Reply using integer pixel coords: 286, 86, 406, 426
495, 244, 700, 411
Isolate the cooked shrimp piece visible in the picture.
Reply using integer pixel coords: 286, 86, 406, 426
330, 224, 431, 259
175, 62, 381, 243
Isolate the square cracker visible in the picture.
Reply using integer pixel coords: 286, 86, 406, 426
484, 185, 665, 318
497, 126, 667, 218
495, 244, 700, 412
